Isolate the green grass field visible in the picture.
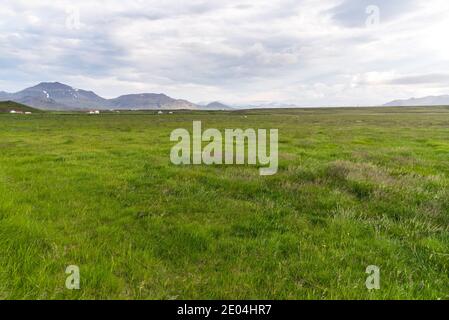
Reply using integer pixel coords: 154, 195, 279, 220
0, 107, 448, 300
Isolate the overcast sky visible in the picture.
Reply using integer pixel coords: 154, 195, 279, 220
1, 0, 449, 106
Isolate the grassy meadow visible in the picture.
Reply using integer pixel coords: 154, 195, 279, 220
0, 107, 448, 300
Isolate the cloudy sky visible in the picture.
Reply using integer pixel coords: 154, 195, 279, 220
1, 0, 449, 106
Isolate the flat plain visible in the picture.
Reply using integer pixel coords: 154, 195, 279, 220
0, 106, 448, 299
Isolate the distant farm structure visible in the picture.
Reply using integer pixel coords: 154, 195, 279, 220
9, 110, 31, 114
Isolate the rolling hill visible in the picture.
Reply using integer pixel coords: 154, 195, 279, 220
0, 101, 42, 113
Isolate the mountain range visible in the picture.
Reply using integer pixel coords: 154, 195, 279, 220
384, 95, 449, 107
0, 82, 232, 111
5, 82, 449, 110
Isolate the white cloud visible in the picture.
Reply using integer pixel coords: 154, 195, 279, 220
1, 0, 449, 106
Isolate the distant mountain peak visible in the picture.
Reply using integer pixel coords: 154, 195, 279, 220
34, 82, 73, 90
109, 93, 198, 110
203, 101, 232, 110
